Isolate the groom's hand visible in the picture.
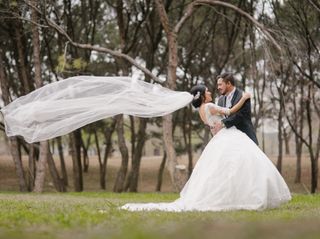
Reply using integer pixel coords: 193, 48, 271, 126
210, 122, 224, 135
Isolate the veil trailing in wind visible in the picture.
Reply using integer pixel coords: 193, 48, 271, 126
0, 76, 193, 143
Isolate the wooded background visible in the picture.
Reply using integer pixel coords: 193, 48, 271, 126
0, 0, 319, 194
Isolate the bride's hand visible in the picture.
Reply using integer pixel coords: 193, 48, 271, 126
242, 92, 251, 100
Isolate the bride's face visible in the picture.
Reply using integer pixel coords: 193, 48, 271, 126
204, 88, 212, 103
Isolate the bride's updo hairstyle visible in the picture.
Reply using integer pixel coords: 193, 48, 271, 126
190, 85, 206, 108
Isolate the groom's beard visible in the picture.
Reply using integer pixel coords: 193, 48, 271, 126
220, 87, 233, 96
219, 90, 227, 95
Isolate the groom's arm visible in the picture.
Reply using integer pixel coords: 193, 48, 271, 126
221, 99, 251, 128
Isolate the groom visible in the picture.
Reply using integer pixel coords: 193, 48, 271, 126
214, 72, 258, 145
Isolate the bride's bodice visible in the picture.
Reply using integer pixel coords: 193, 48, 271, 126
204, 103, 224, 127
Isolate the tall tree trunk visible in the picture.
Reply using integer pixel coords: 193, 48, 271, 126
82, 132, 91, 172
28, 145, 36, 191
276, 103, 283, 173
262, 121, 266, 153
51, 139, 55, 154
31, 0, 52, 193
81, 135, 89, 172
114, 0, 131, 192
57, 137, 68, 186
10, 139, 28, 192
94, 128, 108, 190
294, 82, 304, 183
33, 141, 48, 192
283, 129, 291, 155
182, 107, 193, 177
13, 20, 31, 94
99, 119, 117, 189
70, 130, 83, 191
310, 151, 317, 193
306, 86, 317, 193
294, 137, 302, 184
187, 106, 193, 177
124, 118, 147, 192
114, 115, 130, 192
129, 116, 136, 160
0, 13, 28, 193
155, 0, 188, 191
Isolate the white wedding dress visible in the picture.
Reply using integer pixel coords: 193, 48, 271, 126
121, 103, 291, 212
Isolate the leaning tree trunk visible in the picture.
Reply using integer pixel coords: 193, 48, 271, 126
10, 139, 28, 192
47, 144, 66, 192
156, 152, 167, 192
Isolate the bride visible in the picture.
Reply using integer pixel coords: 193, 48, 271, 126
121, 85, 292, 212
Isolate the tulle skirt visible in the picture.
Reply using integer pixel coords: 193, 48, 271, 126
121, 127, 291, 212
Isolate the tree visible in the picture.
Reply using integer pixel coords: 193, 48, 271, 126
0, 48, 28, 192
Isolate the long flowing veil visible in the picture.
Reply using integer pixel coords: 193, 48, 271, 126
0, 76, 193, 143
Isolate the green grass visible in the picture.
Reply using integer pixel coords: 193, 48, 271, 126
0, 192, 319, 239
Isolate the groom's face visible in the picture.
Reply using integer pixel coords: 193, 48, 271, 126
217, 78, 228, 95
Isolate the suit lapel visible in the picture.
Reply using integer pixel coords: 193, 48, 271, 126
231, 88, 240, 107
223, 95, 227, 107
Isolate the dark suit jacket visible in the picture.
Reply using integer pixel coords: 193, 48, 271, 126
218, 88, 258, 145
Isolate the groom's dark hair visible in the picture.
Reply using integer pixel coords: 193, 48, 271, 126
217, 73, 235, 86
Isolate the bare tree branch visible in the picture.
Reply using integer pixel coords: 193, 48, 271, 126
47, 19, 162, 82
193, 0, 282, 51
154, 0, 172, 35
24, 0, 162, 83
170, 0, 282, 50
174, 3, 196, 34
307, 0, 320, 12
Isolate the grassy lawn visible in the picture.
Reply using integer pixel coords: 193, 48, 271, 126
0, 192, 319, 239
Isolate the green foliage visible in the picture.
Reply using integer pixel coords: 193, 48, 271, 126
55, 55, 88, 73
9, 0, 18, 7
0, 193, 319, 239
55, 55, 71, 73
72, 58, 88, 71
